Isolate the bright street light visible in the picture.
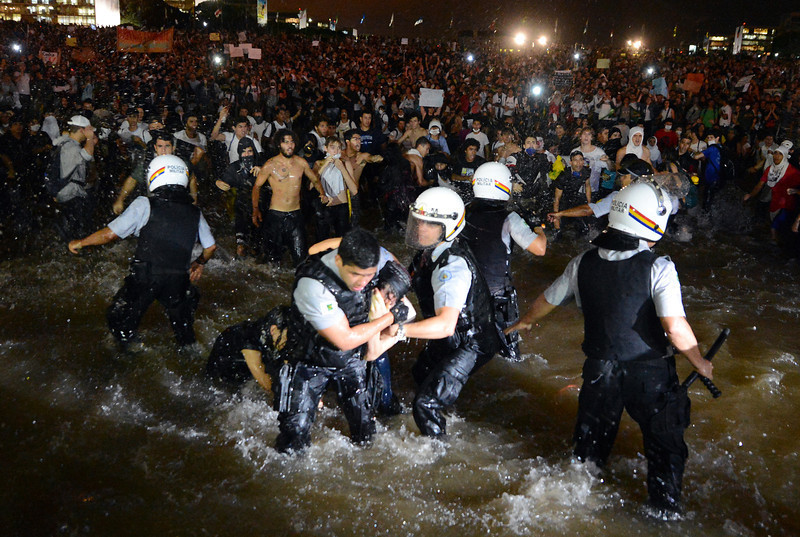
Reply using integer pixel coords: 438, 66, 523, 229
514, 32, 526, 46
531, 85, 543, 97
537, 36, 547, 46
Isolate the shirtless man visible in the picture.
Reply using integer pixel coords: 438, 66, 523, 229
405, 137, 432, 188
343, 129, 385, 187
396, 113, 428, 151
251, 129, 328, 266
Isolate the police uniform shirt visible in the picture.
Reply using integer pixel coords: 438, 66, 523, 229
223, 133, 263, 164
504, 212, 539, 253
294, 247, 394, 331
542, 240, 686, 318
589, 192, 618, 218
108, 196, 216, 248
428, 242, 472, 312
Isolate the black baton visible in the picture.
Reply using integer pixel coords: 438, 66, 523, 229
681, 328, 729, 398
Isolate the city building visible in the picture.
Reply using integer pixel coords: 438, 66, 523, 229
0, 0, 119, 26
733, 24, 775, 54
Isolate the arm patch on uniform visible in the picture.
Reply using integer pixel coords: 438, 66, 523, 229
438, 270, 452, 282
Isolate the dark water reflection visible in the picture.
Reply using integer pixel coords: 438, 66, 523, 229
1, 210, 798, 536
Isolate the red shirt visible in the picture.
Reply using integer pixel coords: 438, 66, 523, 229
762, 163, 800, 212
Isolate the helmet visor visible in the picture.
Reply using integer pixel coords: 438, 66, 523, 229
405, 213, 445, 250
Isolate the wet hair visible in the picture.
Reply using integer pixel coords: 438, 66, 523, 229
461, 138, 481, 151
152, 130, 173, 144
338, 228, 380, 269
273, 128, 298, 148
233, 117, 249, 128
313, 114, 329, 128
343, 129, 359, 143
262, 306, 290, 348
414, 136, 431, 149
620, 156, 654, 176
377, 261, 412, 301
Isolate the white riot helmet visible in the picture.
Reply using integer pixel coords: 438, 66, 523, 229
406, 187, 465, 250
608, 180, 673, 242
147, 155, 189, 192
472, 162, 512, 201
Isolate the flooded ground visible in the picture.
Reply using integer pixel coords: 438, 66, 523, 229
1, 202, 798, 536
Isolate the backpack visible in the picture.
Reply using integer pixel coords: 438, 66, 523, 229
43, 145, 69, 197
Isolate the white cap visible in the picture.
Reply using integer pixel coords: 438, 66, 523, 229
68, 115, 91, 128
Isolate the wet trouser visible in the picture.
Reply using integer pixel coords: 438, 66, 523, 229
319, 202, 351, 240
233, 201, 255, 248
573, 356, 690, 512
57, 195, 93, 242
349, 193, 361, 228
106, 270, 200, 347
262, 209, 306, 267
411, 340, 490, 437
492, 286, 521, 362
274, 359, 375, 453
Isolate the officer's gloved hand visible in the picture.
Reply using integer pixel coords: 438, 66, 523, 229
390, 301, 410, 324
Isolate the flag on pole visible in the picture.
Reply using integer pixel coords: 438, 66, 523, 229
414, 17, 423, 26
299, 9, 308, 29
214, 8, 222, 17
389, 13, 394, 27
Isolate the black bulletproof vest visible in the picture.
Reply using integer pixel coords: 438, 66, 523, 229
462, 199, 511, 293
134, 189, 200, 274
287, 252, 370, 368
409, 240, 500, 354
577, 248, 671, 362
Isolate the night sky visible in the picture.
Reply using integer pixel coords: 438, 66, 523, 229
264, 0, 796, 46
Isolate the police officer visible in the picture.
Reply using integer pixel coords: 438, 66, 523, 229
275, 228, 397, 453
402, 187, 501, 437
205, 306, 289, 391
508, 180, 713, 515
68, 155, 216, 349
461, 162, 547, 361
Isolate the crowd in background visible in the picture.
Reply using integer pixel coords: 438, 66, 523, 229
1, 20, 800, 255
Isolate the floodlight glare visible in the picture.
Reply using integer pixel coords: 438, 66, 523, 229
537, 36, 547, 46
531, 85, 543, 97
514, 33, 526, 46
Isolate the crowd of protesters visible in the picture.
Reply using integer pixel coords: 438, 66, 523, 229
1, 20, 800, 255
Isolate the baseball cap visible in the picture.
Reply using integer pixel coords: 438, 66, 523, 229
68, 115, 91, 128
